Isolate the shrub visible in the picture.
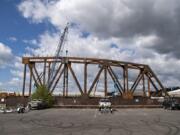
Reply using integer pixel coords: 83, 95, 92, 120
31, 85, 54, 107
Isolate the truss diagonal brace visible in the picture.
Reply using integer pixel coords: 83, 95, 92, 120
145, 73, 159, 92
50, 67, 65, 93
107, 66, 123, 95
33, 64, 43, 86
48, 63, 63, 90
146, 66, 168, 96
88, 66, 104, 96
130, 70, 143, 93
131, 74, 143, 93
28, 64, 40, 87
67, 63, 84, 95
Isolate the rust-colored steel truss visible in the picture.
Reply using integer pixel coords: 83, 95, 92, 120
22, 56, 167, 98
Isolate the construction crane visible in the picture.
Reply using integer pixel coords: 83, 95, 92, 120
34, 24, 69, 90
47, 23, 69, 89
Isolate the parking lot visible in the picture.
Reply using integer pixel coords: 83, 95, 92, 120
0, 108, 180, 135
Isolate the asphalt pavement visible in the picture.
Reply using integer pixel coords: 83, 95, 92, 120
0, 108, 179, 135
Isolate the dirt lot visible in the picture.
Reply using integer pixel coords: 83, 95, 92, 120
0, 109, 179, 135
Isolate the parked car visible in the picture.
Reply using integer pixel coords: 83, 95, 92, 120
162, 97, 180, 110
99, 98, 112, 113
16, 104, 25, 113
28, 99, 48, 110
17, 107, 25, 113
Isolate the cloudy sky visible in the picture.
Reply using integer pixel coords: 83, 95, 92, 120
0, 0, 180, 93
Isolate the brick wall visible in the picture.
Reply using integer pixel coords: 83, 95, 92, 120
1, 96, 29, 107
54, 96, 160, 105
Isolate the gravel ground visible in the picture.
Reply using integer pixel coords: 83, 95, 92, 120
0, 108, 180, 135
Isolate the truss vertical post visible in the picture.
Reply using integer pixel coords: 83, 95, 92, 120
63, 64, 66, 97
123, 66, 126, 92
65, 64, 68, 96
104, 65, 107, 97
22, 64, 27, 97
142, 72, 145, 97
47, 62, 51, 86
29, 67, 32, 96
148, 78, 151, 97
84, 63, 87, 94
43, 59, 46, 85
126, 66, 129, 92
123, 65, 128, 92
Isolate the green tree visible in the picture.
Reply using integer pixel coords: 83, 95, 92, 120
31, 85, 54, 107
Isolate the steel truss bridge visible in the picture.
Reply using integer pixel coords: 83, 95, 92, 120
22, 56, 167, 99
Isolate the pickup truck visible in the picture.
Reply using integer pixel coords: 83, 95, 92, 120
99, 98, 112, 113
28, 99, 48, 110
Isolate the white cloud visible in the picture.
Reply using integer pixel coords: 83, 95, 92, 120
22, 29, 176, 89
18, 0, 48, 23
0, 44, 23, 92
9, 36, 17, 42
135, 35, 159, 48
1, 56, 31, 93
0, 42, 13, 68
17, 0, 180, 88
17, 0, 180, 37
23, 39, 37, 46
24, 28, 135, 61
0, 77, 23, 92
18, 0, 133, 34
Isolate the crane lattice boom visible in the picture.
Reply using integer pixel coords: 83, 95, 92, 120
48, 23, 69, 89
